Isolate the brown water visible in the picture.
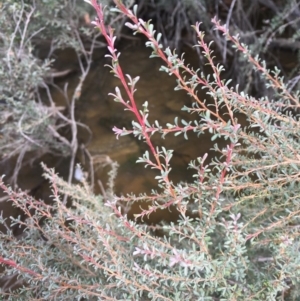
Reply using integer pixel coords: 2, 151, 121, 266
73, 40, 216, 221
78, 43, 211, 186
0, 40, 216, 225
1, 38, 297, 225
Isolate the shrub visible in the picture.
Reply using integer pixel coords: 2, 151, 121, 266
1, 0, 300, 300
0, 0, 84, 185
0, 0, 126, 185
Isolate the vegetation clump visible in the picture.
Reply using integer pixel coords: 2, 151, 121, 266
1, 0, 300, 300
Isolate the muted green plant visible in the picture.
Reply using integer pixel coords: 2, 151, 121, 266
1, 0, 300, 300
0, 0, 129, 185
0, 0, 82, 184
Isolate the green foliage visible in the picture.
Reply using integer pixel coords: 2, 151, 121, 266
1, 0, 300, 300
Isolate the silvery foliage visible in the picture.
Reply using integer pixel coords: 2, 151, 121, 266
1, 0, 300, 300
0, 0, 102, 170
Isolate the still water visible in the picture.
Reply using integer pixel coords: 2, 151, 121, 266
0, 40, 217, 224
3, 38, 294, 224
74, 40, 216, 221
